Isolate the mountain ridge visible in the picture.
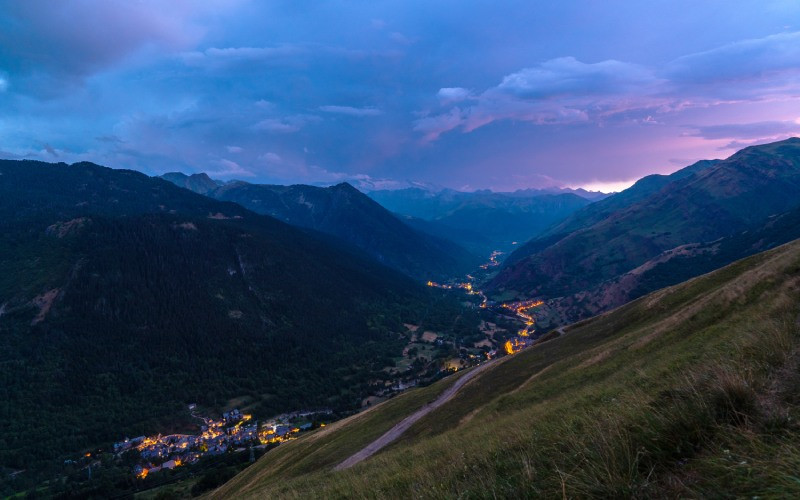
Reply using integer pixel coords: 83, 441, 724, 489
161, 175, 480, 281
488, 138, 800, 307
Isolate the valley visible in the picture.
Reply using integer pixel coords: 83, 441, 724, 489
212, 236, 800, 499
0, 141, 800, 497
4, 5, 800, 498
199, 139, 800, 498
2, 138, 800, 499
19, 241, 544, 498
488, 139, 800, 328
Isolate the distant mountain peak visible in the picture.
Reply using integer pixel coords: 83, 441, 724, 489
330, 181, 360, 192
159, 171, 224, 194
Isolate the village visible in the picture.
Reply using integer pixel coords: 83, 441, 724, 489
427, 250, 547, 357
112, 408, 329, 479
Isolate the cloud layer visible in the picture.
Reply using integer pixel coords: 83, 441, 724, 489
415, 31, 800, 144
1, 0, 799, 190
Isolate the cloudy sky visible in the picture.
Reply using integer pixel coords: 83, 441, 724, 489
1, 0, 799, 191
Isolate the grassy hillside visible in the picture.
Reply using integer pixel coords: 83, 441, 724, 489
214, 238, 800, 498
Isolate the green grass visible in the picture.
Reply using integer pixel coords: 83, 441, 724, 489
212, 238, 800, 499
135, 477, 200, 500
203, 369, 472, 495
490, 289, 519, 302
392, 343, 438, 371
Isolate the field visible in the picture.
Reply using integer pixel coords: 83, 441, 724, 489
212, 238, 800, 498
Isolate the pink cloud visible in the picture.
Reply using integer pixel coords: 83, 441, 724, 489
415, 32, 800, 142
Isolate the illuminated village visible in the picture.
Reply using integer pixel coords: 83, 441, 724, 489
479, 250, 504, 270
114, 408, 326, 479
428, 252, 546, 357
503, 299, 545, 337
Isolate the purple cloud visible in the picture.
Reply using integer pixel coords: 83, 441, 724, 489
437, 88, 472, 102
180, 45, 304, 67
0, 1, 211, 87
3, 2, 800, 190
666, 31, 800, 84
319, 105, 382, 116
685, 119, 800, 151
413, 108, 467, 142
495, 57, 657, 98
688, 120, 800, 140
206, 159, 255, 178
415, 57, 656, 139
258, 152, 282, 163
416, 32, 800, 143
96, 135, 125, 144
253, 115, 320, 133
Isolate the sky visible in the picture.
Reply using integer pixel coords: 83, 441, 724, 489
1, 0, 799, 192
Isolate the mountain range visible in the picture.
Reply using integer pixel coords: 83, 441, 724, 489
162, 173, 480, 280
487, 138, 800, 324
369, 188, 599, 255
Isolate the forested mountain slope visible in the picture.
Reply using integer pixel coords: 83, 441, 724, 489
0, 160, 452, 481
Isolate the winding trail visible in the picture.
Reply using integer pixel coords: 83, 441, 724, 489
334, 359, 498, 470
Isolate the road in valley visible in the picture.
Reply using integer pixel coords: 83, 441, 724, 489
334, 250, 547, 470
334, 358, 498, 470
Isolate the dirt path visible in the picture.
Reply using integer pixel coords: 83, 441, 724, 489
334, 359, 497, 470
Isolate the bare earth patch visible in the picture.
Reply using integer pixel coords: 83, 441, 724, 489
421, 331, 438, 342
578, 348, 614, 368
31, 289, 60, 325
174, 222, 198, 230
45, 217, 89, 238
